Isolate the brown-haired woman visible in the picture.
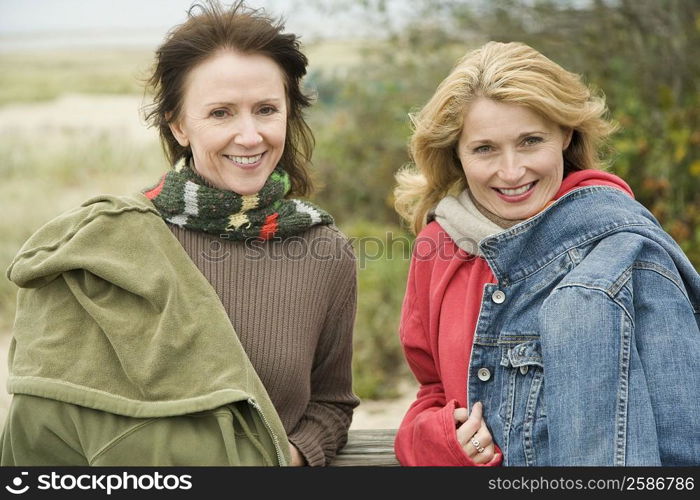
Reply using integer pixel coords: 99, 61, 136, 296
1, 1, 358, 466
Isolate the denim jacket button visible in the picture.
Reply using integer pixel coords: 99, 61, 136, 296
519, 365, 529, 375
491, 290, 506, 304
477, 368, 491, 381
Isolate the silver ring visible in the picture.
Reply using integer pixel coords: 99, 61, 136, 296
471, 438, 483, 452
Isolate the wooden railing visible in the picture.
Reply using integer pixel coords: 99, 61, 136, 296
329, 429, 399, 466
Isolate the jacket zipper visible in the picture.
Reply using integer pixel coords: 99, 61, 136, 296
247, 397, 287, 466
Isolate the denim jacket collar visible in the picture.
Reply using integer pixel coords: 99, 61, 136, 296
479, 187, 656, 286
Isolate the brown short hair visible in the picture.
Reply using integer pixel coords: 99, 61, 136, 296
144, 0, 314, 196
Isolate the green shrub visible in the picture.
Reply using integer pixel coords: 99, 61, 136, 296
342, 219, 413, 399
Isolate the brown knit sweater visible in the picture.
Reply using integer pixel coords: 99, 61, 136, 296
168, 223, 360, 466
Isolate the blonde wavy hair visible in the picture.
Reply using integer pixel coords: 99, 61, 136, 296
394, 41, 617, 234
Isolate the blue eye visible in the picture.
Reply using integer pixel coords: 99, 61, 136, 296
523, 136, 543, 146
473, 145, 492, 154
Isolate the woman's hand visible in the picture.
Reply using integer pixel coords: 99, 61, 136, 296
454, 401, 496, 464
289, 443, 306, 466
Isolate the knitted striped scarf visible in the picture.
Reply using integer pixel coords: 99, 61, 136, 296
144, 162, 333, 240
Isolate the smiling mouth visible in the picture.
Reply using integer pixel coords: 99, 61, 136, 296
494, 181, 537, 196
224, 153, 264, 165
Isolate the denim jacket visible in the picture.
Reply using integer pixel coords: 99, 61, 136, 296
469, 186, 700, 465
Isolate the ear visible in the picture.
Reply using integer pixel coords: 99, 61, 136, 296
562, 127, 573, 150
167, 113, 190, 147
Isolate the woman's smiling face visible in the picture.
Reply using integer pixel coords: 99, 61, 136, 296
457, 98, 572, 220
169, 50, 287, 195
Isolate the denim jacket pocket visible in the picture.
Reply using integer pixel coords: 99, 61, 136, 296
498, 338, 547, 418
498, 336, 549, 465
503, 339, 544, 370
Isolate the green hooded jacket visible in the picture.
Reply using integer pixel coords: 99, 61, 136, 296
1, 193, 291, 466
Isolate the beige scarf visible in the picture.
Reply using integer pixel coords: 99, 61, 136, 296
432, 190, 522, 256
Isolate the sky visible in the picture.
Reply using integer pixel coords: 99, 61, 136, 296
0, 0, 406, 50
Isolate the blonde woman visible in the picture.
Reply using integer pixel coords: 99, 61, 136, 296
394, 41, 700, 466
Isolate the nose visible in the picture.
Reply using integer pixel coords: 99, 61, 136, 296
497, 150, 526, 183
233, 114, 263, 148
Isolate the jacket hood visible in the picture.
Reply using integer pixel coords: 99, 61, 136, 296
433, 169, 634, 256
6, 193, 287, 445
